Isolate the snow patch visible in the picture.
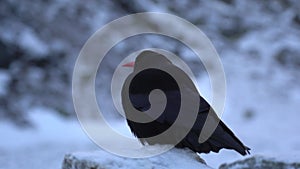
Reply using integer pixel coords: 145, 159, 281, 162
62, 148, 212, 169
18, 28, 49, 56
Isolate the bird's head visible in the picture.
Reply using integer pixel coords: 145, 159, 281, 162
122, 50, 172, 70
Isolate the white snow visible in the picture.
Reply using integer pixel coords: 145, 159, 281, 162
63, 148, 212, 169
18, 28, 49, 56
0, 108, 97, 169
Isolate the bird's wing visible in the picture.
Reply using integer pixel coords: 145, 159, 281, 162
154, 89, 250, 155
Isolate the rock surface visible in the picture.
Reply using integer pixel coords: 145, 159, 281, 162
62, 148, 212, 169
62, 149, 300, 169
219, 156, 300, 169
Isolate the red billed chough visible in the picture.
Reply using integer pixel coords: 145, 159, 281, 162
121, 50, 250, 156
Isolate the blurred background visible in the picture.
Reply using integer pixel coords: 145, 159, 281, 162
1, 0, 300, 168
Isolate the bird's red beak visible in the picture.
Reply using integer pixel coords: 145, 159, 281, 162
122, 61, 135, 67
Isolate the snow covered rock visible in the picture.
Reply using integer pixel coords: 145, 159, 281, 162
219, 156, 300, 169
62, 148, 212, 169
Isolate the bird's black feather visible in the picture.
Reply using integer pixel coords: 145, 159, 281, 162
123, 51, 250, 156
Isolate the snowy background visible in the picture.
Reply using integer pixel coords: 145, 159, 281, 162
1, 0, 300, 168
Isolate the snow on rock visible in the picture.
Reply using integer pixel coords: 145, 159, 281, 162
62, 148, 212, 169
219, 156, 300, 169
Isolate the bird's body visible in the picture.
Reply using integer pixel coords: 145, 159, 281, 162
122, 50, 250, 156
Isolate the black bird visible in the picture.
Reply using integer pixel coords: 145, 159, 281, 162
121, 50, 250, 156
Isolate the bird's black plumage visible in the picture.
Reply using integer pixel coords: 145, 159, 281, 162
122, 50, 250, 156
